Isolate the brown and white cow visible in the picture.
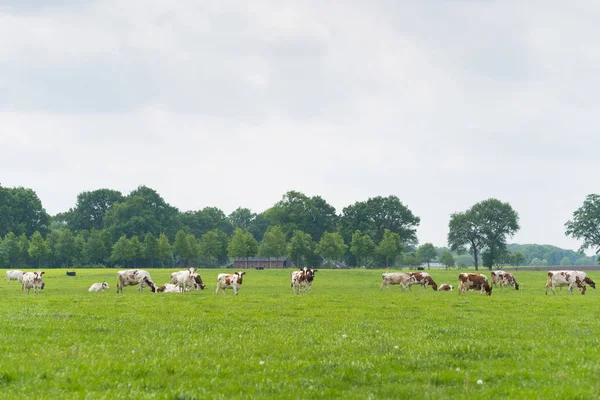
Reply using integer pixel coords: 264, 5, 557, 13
545, 270, 596, 295
291, 267, 317, 294
156, 283, 180, 293
216, 271, 246, 295
407, 272, 438, 291
438, 283, 453, 291
170, 267, 206, 293
116, 269, 157, 293
379, 272, 416, 291
22, 271, 45, 295
458, 273, 492, 296
497, 271, 519, 290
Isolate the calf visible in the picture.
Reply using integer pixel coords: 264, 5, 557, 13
170, 268, 206, 293
157, 283, 180, 293
22, 271, 45, 295
438, 283, 453, 291
216, 271, 246, 295
88, 282, 110, 292
116, 269, 157, 293
5, 270, 24, 284
458, 273, 492, 296
379, 272, 416, 291
291, 267, 318, 294
545, 270, 595, 295
407, 272, 438, 291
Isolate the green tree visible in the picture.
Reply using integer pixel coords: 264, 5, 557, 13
560, 256, 571, 266
186, 234, 199, 266
565, 194, 600, 254
143, 233, 159, 268
67, 189, 124, 231
3, 232, 21, 268
529, 257, 541, 266
376, 229, 403, 268
417, 243, 437, 269
287, 230, 315, 267
84, 228, 111, 265
110, 235, 131, 268
18, 233, 30, 266
0, 185, 50, 238
0, 237, 6, 267
228, 207, 256, 231
511, 252, 526, 270
227, 228, 259, 269
402, 252, 420, 268
174, 230, 191, 268
439, 250, 455, 269
315, 232, 347, 268
55, 228, 77, 268
258, 226, 288, 268
198, 229, 229, 267
340, 195, 420, 246
448, 211, 483, 270
28, 231, 50, 268
157, 233, 173, 267
73, 233, 86, 266
129, 236, 143, 267
350, 230, 375, 267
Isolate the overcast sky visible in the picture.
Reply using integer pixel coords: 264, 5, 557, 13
1, 1, 599, 253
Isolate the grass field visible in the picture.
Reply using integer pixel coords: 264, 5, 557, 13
1, 268, 600, 399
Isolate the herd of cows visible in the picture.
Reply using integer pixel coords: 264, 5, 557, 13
2, 267, 597, 296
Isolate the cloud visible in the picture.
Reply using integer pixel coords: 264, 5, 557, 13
1, 0, 599, 253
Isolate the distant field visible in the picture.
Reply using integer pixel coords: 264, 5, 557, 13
1, 268, 599, 399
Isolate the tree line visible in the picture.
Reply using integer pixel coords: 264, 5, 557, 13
0, 184, 598, 270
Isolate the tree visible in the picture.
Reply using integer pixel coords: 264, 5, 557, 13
560, 256, 571, 266
18, 233, 30, 266
340, 195, 420, 246
0, 185, 50, 238
198, 229, 229, 267
3, 232, 21, 268
129, 236, 143, 267
565, 194, 600, 254
402, 252, 420, 268
28, 231, 50, 268
110, 235, 131, 268
529, 257, 541, 266
227, 228, 258, 269
350, 230, 375, 267
258, 226, 287, 268
511, 252, 526, 270
54, 228, 78, 268
157, 233, 173, 267
376, 229, 403, 268
84, 228, 111, 265
439, 250, 455, 269
315, 232, 347, 268
67, 189, 124, 232
143, 233, 159, 268
448, 211, 483, 270
228, 207, 256, 231
417, 243, 437, 269
287, 230, 314, 267
174, 230, 192, 268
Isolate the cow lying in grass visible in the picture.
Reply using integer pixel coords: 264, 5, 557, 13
89, 282, 110, 292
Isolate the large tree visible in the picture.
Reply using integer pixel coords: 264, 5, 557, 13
3, 232, 21, 268
417, 243, 437, 269
439, 250, 455, 269
315, 232, 347, 268
350, 230, 375, 268
376, 229, 403, 269
0, 186, 50, 238
287, 230, 315, 268
28, 231, 50, 269
198, 229, 229, 267
565, 194, 600, 254
340, 195, 420, 246
227, 228, 258, 269
54, 228, 79, 268
67, 189, 124, 232
448, 210, 483, 270
258, 226, 287, 268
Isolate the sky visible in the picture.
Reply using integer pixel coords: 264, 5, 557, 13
1, 1, 599, 254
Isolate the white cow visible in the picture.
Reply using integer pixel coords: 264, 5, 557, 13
88, 282, 110, 292
216, 271, 246, 295
170, 267, 206, 293
380, 272, 416, 291
291, 268, 317, 294
545, 270, 596, 295
22, 271, 45, 295
5, 270, 24, 284
116, 270, 157, 293
156, 283, 180, 293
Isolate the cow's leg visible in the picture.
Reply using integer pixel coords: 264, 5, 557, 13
233, 286, 238, 295
568, 282, 575, 295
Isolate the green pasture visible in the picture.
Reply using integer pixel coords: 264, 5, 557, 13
1, 268, 599, 399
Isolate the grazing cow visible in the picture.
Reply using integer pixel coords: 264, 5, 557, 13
291, 268, 318, 294
438, 283, 453, 291
5, 270, 24, 284
170, 268, 206, 293
216, 271, 246, 295
496, 271, 519, 290
22, 271, 45, 295
545, 270, 596, 295
116, 270, 157, 293
458, 273, 492, 296
407, 272, 438, 291
379, 272, 416, 291
88, 282, 110, 292
156, 283, 180, 293
490, 270, 503, 287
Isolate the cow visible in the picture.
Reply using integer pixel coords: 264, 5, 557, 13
438, 283, 453, 291
379, 272, 416, 291
490, 270, 503, 287
407, 272, 438, 291
116, 269, 157, 293
22, 271, 45, 295
291, 268, 317, 294
170, 268, 206, 293
88, 282, 110, 292
545, 270, 596, 295
156, 283, 180, 293
5, 270, 24, 284
216, 271, 246, 295
495, 271, 519, 290
458, 273, 492, 296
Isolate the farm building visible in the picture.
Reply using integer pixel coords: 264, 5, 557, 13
233, 257, 295, 269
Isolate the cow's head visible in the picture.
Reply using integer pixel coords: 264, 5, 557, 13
102, 281, 110, 290
426, 276, 438, 291
143, 276, 157, 293
236, 271, 246, 284
193, 274, 206, 290
584, 277, 596, 289
484, 281, 492, 296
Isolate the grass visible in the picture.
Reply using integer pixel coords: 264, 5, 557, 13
1, 268, 600, 399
